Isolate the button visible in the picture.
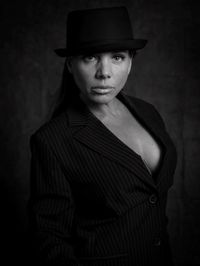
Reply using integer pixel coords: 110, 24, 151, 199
149, 194, 158, 204
154, 237, 161, 246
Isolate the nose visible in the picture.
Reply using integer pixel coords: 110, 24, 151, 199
95, 58, 112, 80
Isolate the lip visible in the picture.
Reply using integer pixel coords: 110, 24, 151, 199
91, 86, 114, 94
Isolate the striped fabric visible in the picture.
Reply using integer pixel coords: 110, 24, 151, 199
29, 93, 177, 266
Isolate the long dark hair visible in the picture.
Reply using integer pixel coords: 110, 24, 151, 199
51, 59, 80, 118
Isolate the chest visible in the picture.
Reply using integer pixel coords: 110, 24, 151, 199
102, 112, 162, 174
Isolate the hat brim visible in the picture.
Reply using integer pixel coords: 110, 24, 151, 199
54, 39, 147, 57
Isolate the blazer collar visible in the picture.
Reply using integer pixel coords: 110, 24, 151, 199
67, 93, 168, 189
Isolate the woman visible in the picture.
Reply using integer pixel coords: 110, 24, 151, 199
29, 6, 177, 266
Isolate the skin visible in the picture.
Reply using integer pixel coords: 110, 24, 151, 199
67, 50, 132, 117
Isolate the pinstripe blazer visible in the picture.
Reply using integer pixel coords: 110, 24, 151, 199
29, 92, 177, 266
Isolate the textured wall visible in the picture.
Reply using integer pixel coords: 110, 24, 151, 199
0, 0, 199, 265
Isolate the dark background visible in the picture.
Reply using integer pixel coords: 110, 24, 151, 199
0, 0, 200, 265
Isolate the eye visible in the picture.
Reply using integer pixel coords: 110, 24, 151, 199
82, 55, 97, 62
112, 54, 125, 62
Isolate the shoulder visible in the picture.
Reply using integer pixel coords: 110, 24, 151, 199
122, 93, 166, 129
123, 93, 156, 111
30, 110, 72, 152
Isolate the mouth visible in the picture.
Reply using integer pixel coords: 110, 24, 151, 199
91, 86, 114, 94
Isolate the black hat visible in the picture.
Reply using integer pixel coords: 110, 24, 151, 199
55, 6, 147, 57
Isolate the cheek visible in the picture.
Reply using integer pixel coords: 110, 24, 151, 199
115, 67, 130, 87
73, 67, 93, 90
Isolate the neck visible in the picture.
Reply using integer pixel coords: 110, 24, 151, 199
80, 94, 124, 121
81, 93, 121, 117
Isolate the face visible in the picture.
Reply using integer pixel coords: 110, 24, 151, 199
67, 51, 132, 106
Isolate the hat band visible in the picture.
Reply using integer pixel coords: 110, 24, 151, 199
67, 38, 134, 49
55, 39, 147, 57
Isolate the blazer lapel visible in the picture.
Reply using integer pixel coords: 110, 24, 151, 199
119, 94, 166, 149
120, 94, 176, 188
67, 94, 169, 189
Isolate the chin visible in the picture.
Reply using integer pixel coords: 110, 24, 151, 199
88, 93, 117, 105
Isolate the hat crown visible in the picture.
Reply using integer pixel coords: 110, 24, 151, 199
67, 7, 133, 49
55, 6, 147, 56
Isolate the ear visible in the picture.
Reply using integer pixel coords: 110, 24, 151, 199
128, 57, 132, 75
66, 57, 73, 73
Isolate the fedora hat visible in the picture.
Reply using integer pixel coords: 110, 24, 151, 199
55, 6, 147, 57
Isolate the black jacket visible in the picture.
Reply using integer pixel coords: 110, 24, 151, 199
29, 93, 177, 266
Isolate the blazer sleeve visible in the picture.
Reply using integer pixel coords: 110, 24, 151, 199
29, 133, 81, 266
